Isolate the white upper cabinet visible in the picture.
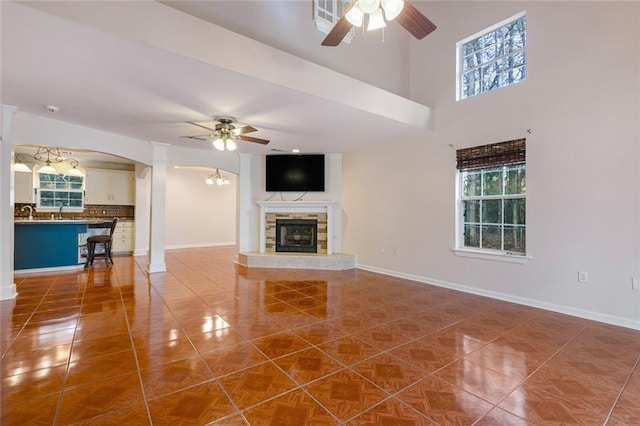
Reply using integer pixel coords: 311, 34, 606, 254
14, 171, 34, 204
84, 169, 135, 205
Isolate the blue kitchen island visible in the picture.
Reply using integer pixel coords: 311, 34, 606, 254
14, 220, 95, 270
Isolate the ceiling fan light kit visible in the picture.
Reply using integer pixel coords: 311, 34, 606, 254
367, 8, 386, 31
182, 117, 269, 151
322, 0, 436, 46
381, 0, 404, 20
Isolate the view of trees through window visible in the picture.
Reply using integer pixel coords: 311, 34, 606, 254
461, 164, 526, 253
459, 13, 526, 99
37, 173, 84, 209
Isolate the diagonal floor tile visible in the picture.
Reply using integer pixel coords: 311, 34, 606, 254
498, 383, 608, 425
303, 369, 388, 422
200, 341, 269, 377
317, 336, 381, 366
243, 388, 338, 425
0, 391, 60, 426
57, 372, 145, 424
218, 361, 298, 410
351, 353, 427, 394
273, 347, 344, 385
396, 375, 493, 425
435, 358, 522, 404
148, 380, 237, 425
140, 356, 214, 400
346, 397, 437, 425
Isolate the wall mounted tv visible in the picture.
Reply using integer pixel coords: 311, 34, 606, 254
265, 154, 325, 192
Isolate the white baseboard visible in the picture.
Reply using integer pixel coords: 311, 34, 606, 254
0, 283, 17, 300
14, 264, 84, 275
358, 264, 640, 331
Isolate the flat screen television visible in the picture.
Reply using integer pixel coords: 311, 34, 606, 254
265, 154, 325, 192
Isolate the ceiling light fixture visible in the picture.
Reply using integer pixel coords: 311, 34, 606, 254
13, 154, 32, 173
205, 168, 230, 186
345, 0, 404, 30
212, 135, 237, 152
66, 159, 84, 177
34, 146, 64, 174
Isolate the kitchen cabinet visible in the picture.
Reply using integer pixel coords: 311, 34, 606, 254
15, 221, 87, 270
84, 169, 135, 205
112, 221, 135, 253
14, 171, 34, 204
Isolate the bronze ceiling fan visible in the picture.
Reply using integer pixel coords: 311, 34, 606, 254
181, 117, 269, 151
322, 0, 437, 46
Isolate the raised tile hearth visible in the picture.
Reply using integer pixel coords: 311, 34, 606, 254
239, 201, 356, 270
236, 252, 356, 271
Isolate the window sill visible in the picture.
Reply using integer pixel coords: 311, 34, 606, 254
36, 207, 85, 214
452, 248, 530, 264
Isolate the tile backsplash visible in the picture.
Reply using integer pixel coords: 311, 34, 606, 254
14, 203, 134, 220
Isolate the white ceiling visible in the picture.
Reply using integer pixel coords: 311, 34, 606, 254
1, 1, 432, 160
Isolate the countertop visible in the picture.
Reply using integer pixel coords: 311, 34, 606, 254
14, 218, 134, 225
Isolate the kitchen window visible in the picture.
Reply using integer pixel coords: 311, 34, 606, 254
454, 139, 527, 263
36, 172, 84, 212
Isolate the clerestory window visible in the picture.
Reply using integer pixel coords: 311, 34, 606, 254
457, 12, 527, 100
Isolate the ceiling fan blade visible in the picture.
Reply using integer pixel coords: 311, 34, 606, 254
395, 1, 437, 40
321, 3, 356, 47
179, 135, 210, 141
238, 135, 270, 145
233, 125, 258, 135
186, 121, 217, 133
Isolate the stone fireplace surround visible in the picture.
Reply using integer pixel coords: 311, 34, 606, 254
258, 201, 336, 254
269, 215, 325, 253
236, 201, 356, 270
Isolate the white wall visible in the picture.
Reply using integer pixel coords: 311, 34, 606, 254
165, 167, 237, 249
163, 0, 411, 98
343, 1, 640, 328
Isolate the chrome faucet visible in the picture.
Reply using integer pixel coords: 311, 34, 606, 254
21, 205, 33, 221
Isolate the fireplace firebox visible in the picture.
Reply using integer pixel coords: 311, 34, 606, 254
275, 219, 318, 253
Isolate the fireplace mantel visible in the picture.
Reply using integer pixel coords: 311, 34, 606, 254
257, 201, 337, 254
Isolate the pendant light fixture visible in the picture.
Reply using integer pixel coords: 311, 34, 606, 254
34, 146, 64, 174
66, 159, 84, 177
13, 154, 32, 173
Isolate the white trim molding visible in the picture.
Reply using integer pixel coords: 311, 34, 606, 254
358, 263, 640, 331
452, 248, 531, 264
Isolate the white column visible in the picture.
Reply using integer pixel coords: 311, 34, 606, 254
236, 154, 254, 253
147, 142, 169, 273
134, 164, 151, 257
0, 105, 19, 300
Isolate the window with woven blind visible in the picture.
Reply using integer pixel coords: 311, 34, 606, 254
455, 139, 526, 258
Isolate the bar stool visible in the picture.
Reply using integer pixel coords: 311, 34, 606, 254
85, 218, 118, 268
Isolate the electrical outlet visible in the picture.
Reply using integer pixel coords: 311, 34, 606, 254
632, 277, 639, 290
378, 245, 384, 254
577, 271, 589, 283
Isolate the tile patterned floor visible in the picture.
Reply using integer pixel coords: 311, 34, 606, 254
1, 246, 639, 425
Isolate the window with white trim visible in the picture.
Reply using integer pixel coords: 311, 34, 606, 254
456, 139, 526, 257
314, 0, 353, 44
36, 172, 85, 212
457, 12, 526, 100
